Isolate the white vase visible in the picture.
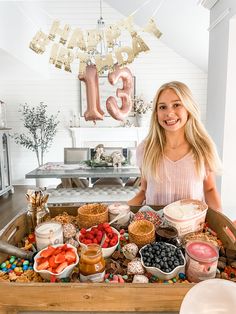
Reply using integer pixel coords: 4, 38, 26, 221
136, 114, 150, 127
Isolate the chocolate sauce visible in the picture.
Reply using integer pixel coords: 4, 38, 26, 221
156, 225, 179, 246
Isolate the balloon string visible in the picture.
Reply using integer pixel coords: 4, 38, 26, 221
130, 0, 153, 16
151, 0, 165, 18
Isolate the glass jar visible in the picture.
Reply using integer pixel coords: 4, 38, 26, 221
185, 240, 219, 283
35, 221, 63, 251
108, 203, 130, 228
0, 101, 6, 128
36, 204, 50, 225
79, 244, 105, 283
156, 225, 180, 247
26, 204, 50, 233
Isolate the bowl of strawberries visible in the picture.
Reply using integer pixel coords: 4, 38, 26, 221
78, 223, 120, 258
33, 243, 79, 280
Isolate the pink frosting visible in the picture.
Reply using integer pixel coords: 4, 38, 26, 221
187, 241, 218, 261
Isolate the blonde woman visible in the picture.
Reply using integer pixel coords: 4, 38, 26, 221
128, 81, 222, 210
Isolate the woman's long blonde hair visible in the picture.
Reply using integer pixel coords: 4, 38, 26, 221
142, 81, 221, 180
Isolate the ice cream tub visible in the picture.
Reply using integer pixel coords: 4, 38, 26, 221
163, 199, 208, 237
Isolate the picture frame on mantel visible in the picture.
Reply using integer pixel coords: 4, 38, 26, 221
80, 76, 136, 117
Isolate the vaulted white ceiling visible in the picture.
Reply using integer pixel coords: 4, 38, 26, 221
0, 0, 210, 78
105, 0, 210, 72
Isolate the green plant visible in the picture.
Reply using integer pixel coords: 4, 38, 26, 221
13, 102, 60, 166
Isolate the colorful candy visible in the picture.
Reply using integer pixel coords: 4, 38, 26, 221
0, 256, 33, 275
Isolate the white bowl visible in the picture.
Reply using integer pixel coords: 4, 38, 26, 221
180, 279, 236, 314
140, 242, 186, 280
33, 243, 79, 280
78, 226, 120, 258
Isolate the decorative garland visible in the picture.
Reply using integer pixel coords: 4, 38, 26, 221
29, 15, 162, 75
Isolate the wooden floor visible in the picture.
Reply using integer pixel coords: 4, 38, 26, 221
0, 185, 34, 230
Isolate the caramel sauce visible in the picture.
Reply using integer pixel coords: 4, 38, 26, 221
79, 245, 105, 276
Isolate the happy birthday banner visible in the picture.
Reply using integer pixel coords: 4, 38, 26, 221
29, 16, 162, 75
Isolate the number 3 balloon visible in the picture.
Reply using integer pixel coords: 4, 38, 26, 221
106, 65, 133, 121
79, 64, 104, 121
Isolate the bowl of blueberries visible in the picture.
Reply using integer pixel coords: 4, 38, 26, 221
139, 242, 186, 280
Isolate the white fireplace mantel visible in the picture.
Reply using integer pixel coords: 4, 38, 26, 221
69, 127, 148, 148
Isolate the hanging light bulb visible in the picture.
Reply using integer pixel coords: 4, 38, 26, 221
97, 0, 107, 56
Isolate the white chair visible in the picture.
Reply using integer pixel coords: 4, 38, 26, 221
64, 147, 89, 164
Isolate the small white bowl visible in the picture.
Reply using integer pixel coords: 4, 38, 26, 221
33, 244, 79, 280
140, 242, 186, 280
78, 226, 120, 258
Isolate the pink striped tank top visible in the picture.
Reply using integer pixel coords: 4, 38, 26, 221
136, 141, 204, 206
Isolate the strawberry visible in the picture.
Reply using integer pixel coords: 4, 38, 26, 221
96, 236, 102, 244
28, 233, 36, 243
86, 233, 94, 240
55, 261, 68, 274
103, 223, 110, 229
97, 230, 103, 238
109, 238, 118, 247
80, 228, 87, 234
36, 257, 47, 265
55, 253, 66, 264
40, 246, 56, 258
49, 255, 57, 268
93, 238, 98, 244
97, 224, 104, 231
65, 250, 76, 264
102, 242, 109, 248
105, 227, 113, 234
107, 232, 113, 239
37, 260, 49, 271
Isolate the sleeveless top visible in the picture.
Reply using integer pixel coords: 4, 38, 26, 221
136, 141, 205, 206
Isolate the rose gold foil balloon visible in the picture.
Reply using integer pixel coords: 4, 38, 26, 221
79, 64, 104, 121
106, 66, 133, 121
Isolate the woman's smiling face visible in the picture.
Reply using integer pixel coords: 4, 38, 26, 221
156, 88, 189, 133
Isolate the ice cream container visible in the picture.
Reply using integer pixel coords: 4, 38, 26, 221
163, 199, 208, 237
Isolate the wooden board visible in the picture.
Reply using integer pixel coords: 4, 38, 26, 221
0, 206, 235, 314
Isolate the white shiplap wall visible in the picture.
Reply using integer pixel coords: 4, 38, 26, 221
0, 0, 207, 185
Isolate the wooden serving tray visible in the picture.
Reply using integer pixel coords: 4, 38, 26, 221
0, 206, 235, 314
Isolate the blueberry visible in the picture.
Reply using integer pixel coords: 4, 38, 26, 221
174, 260, 180, 267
